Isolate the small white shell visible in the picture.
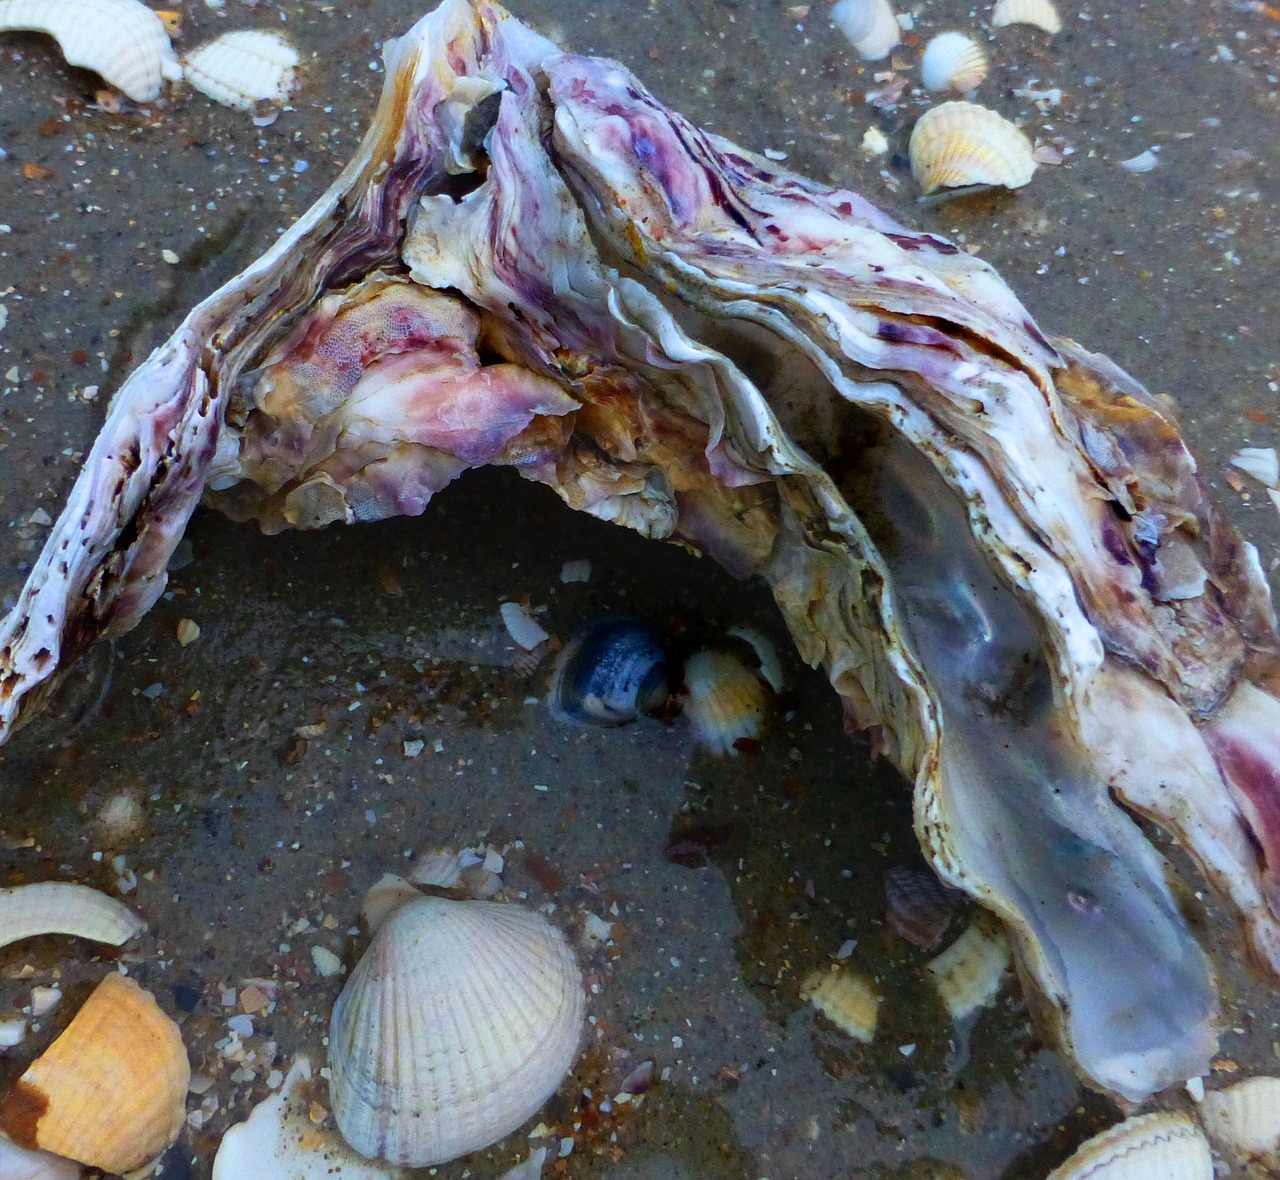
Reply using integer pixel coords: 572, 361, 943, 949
213, 1057, 410, 1180
800, 966, 879, 1043
500, 601, 551, 650
1230, 446, 1279, 489
1199, 1076, 1280, 1161
0, 882, 142, 952
1046, 1112, 1213, 1180
920, 33, 989, 93
328, 894, 584, 1166
1118, 149, 1159, 174
926, 914, 1010, 1023
181, 30, 299, 113
831, 0, 900, 61
991, 0, 1061, 34
0, 0, 179, 101
908, 101, 1037, 193
682, 647, 770, 756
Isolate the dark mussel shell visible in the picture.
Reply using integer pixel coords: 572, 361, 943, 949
549, 616, 671, 726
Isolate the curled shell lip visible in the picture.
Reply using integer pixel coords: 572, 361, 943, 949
0, 0, 180, 101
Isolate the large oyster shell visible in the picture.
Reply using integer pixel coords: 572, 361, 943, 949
1, 0, 1279, 1107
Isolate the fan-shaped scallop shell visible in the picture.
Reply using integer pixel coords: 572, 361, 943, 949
1046, 1112, 1213, 1180
328, 895, 584, 1167
0, 973, 190, 1174
908, 101, 1036, 193
921, 32, 989, 92
682, 647, 770, 756
831, 0, 900, 61
991, 0, 1061, 34
181, 29, 299, 113
1199, 1075, 1280, 1160
0, 0, 180, 101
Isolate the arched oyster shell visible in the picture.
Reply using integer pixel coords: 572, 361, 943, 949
1, 0, 1279, 1108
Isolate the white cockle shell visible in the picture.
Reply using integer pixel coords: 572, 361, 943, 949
920, 32, 989, 93
682, 647, 770, 756
831, 0, 900, 61
991, 0, 1061, 34
328, 894, 584, 1166
909, 101, 1036, 192
181, 29, 299, 113
1046, 1112, 1213, 1180
0, 0, 180, 101
1199, 1075, 1280, 1162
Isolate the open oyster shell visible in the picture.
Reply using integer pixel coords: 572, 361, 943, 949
2, 0, 1279, 1106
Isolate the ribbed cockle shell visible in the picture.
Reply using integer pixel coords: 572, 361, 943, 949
328, 895, 584, 1166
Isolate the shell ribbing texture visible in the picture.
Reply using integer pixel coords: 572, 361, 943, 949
920, 32, 989, 92
0, 882, 142, 952
329, 898, 584, 1166
909, 101, 1036, 193
1200, 1075, 1280, 1159
181, 30, 299, 111
0, 0, 178, 100
831, 0, 900, 61
991, 0, 1061, 34
1046, 1112, 1213, 1180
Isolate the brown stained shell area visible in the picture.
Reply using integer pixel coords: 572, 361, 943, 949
0, 1082, 49, 1150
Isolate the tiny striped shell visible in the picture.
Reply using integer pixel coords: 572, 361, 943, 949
1199, 1076, 1280, 1160
0, 882, 142, 952
920, 33, 989, 93
181, 30, 299, 113
682, 647, 770, 756
884, 866, 956, 950
0, 0, 180, 101
1046, 1112, 1213, 1180
926, 914, 1009, 1023
991, 0, 1061, 34
909, 102, 1036, 193
800, 966, 879, 1043
831, 0, 900, 61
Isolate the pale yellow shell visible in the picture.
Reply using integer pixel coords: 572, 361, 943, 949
682, 647, 769, 756
0, 973, 190, 1174
991, 0, 1061, 34
908, 101, 1036, 193
0, 882, 142, 952
831, 0, 899, 61
800, 966, 879, 1043
181, 29, 299, 112
0, 0, 179, 100
926, 913, 1010, 1023
1199, 1075, 1280, 1160
920, 32, 989, 93
328, 895, 584, 1166
1046, 1112, 1213, 1180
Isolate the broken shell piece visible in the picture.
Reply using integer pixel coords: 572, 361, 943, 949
181, 29, 299, 113
0, 0, 181, 101
0, 882, 142, 952
1230, 446, 1279, 489
861, 125, 890, 155
1199, 1075, 1280, 1162
725, 625, 784, 693
926, 915, 1010, 1023
920, 32, 989, 93
800, 966, 879, 1043
991, 0, 1061, 34
407, 849, 465, 890
0, 973, 190, 1174
1118, 149, 1158, 174
500, 601, 550, 650
213, 1057, 409, 1180
682, 647, 770, 756
0, 1133, 79, 1180
1046, 1112, 1212, 1180
909, 102, 1036, 193
831, 0, 900, 61
360, 873, 423, 933
328, 895, 584, 1166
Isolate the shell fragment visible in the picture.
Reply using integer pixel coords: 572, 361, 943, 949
0, 882, 142, 952
181, 29, 299, 113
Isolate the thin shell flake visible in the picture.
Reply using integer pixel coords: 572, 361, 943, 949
1046, 1112, 1213, 1180
909, 101, 1037, 192
800, 966, 879, 1043
181, 29, 299, 112
920, 32, 989, 93
991, 0, 1061, 34
0, 0, 180, 101
0, 882, 142, 952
